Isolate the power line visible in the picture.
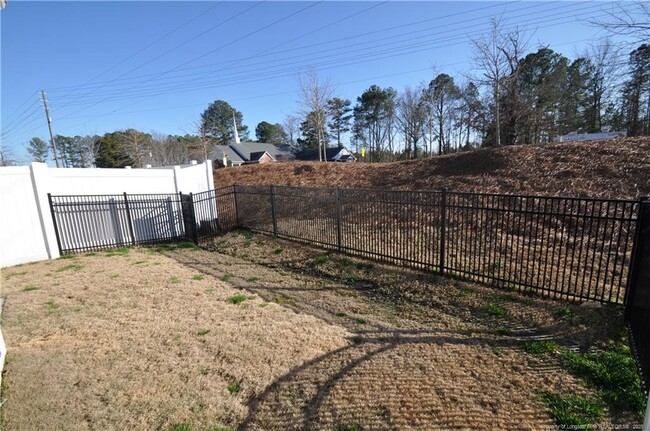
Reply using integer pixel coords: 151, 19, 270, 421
52, 5, 612, 111
55, 1, 323, 122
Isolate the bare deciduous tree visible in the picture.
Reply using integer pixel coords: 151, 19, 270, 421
296, 67, 335, 162
396, 85, 425, 159
592, 1, 650, 47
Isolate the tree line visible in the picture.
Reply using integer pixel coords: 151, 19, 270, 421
23, 28, 648, 167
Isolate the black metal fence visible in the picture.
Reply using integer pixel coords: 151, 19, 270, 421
233, 184, 641, 305
48, 187, 236, 253
625, 199, 650, 390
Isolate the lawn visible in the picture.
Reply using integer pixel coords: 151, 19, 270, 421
0, 234, 644, 430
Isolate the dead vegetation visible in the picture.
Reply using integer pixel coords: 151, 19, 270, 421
214, 137, 650, 200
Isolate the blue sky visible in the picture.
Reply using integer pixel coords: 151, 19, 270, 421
0, 1, 640, 163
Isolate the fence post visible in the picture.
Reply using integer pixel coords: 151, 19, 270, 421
624, 196, 649, 320
270, 185, 278, 236
123, 192, 136, 245
47, 193, 64, 256
336, 187, 343, 251
439, 188, 447, 274
233, 185, 240, 226
189, 192, 199, 245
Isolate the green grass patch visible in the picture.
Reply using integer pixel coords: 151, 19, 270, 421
228, 294, 247, 305
355, 262, 373, 270
486, 303, 507, 317
110, 274, 119, 279
43, 300, 59, 310
555, 306, 573, 321
522, 340, 559, 354
176, 241, 198, 249
259, 302, 268, 308
205, 287, 215, 293
192, 274, 204, 281
273, 294, 295, 305
562, 349, 646, 416
491, 347, 503, 356
23, 286, 38, 292
539, 392, 604, 429
315, 255, 330, 265
336, 258, 353, 267
273, 247, 284, 254
221, 273, 232, 282
348, 274, 361, 283
227, 382, 241, 395
168, 423, 193, 431
58, 254, 77, 260
105, 247, 130, 256
84, 252, 97, 257
335, 312, 346, 317
169, 276, 180, 284
246, 276, 259, 282
196, 328, 210, 336
457, 287, 474, 297
199, 368, 208, 376
495, 326, 510, 335
355, 318, 367, 324
55, 263, 83, 272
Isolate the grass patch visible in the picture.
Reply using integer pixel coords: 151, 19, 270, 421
486, 303, 507, 317
355, 318, 367, 324
355, 262, 373, 270
273, 294, 295, 305
196, 328, 210, 336
246, 276, 259, 282
192, 274, 204, 281
110, 274, 119, 279
539, 392, 604, 429
495, 326, 510, 335
55, 263, 83, 272
335, 311, 346, 317
259, 302, 268, 308
315, 255, 330, 265
336, 257, 353, 267
105, 247, 130, 256
23, 286, 38, 292
227, 382, 241, 395
221, 274, 232, 282
273, 247, 284, 254
555, 306, 573, 321
169, 276, 180, 284
491, 347, 503, 356
43, 300, 59, 310
562, 349, 646, 416
228, 294, 247, 305
168, 423, 193, 431
521, 340, 559, 355
58, 254, 77, 260
348, 274, 361, 283
84, 252, 97, 257
199, 368, 208, 376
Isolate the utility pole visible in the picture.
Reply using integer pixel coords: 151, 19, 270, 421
41, 90, 60, 167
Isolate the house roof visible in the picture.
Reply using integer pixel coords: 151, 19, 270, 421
210, 141, 294, 164
295, 147, 352, 161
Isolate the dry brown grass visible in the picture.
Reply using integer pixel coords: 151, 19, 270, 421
0, 246, 349, 430
0, 235, 641, 430
214, 137, 650, 200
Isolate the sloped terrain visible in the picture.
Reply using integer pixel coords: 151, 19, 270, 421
214, 137, 650, 199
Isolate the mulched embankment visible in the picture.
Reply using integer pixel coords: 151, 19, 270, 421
215, 137, 650, 199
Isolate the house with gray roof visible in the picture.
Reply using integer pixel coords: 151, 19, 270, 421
211, 142, 294, 167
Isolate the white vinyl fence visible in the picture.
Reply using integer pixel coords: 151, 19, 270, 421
0, 160, 214, 267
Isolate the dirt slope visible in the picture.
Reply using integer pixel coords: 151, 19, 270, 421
214, 137, 650, 199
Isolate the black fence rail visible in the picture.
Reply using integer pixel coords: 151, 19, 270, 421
626, 199, 650, 390
233, 184, 640, 305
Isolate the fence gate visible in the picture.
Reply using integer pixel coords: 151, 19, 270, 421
48, 193, 186, 253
